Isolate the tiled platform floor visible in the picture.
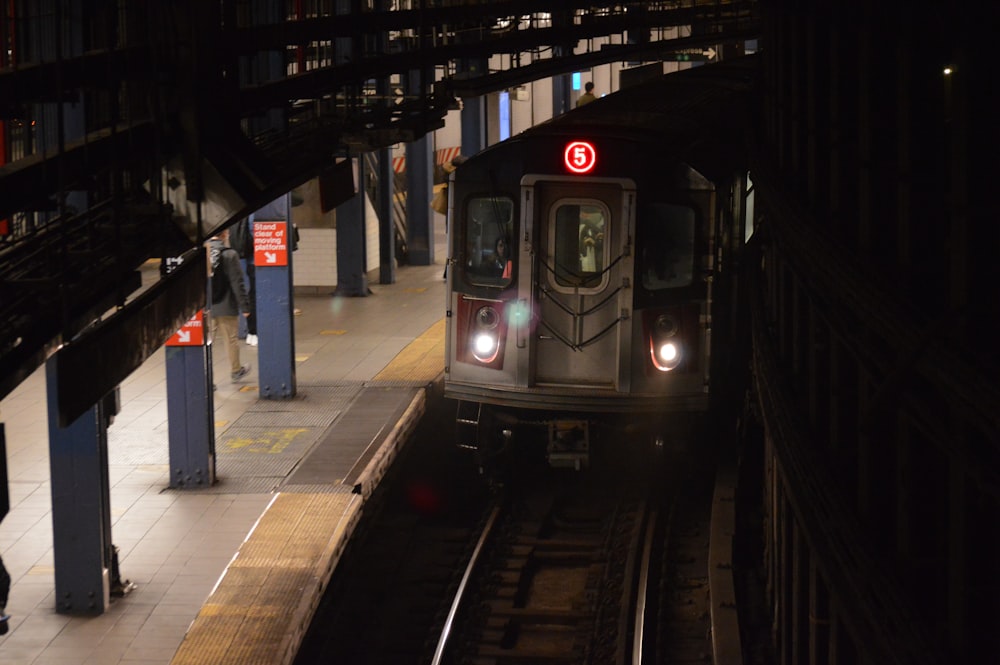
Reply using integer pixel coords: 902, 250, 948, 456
0, 256, 446, 665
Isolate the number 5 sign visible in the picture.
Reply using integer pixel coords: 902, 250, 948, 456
564, 140, 597, 174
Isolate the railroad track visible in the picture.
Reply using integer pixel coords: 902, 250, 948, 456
432, 434, 719, 665
295, 397, 725, 665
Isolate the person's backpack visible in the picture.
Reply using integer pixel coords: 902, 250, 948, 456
210, 245, 233, 303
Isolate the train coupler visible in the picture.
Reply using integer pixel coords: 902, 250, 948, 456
547, 420, 590, 470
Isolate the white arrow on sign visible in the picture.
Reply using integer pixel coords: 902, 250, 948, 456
264, 251, 277, 264
703, 47, 717, 60
177, 330, 191, 343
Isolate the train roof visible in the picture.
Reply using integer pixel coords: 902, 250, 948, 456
477, 55, 758, 181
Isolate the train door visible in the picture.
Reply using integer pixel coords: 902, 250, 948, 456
523, 177, 635, 389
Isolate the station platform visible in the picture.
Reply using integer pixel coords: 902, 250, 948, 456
0, 258, 447, 665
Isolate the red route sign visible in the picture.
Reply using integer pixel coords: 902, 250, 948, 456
253, 220, 289, 267
166, 310, 205, 347
564, 140, 597, 174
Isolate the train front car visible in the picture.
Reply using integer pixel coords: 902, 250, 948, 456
445, 58, 756, 470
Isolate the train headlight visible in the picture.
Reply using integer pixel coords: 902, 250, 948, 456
650, 314, 682, 371
471, 305, 502, 362
658, 342, 678, 363
472, 332, 499, 362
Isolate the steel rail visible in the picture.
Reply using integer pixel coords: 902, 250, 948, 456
631, 509, 658, 665
430, 502, 504, 665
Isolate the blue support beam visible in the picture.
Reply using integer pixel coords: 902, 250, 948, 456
165, 313, 216, 488
45, 358, 113, 614
256, 262, 297, 398
335, 159, 370, 295
553, 72, 573, 117
377, 146, 396, 285
252, 203, 298, 398
405, 134, 434, 265
461, 95, 486, 156
459, 57, 488, 156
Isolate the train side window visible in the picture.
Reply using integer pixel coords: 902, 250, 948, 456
463, 196, 515, 287
641, 204, 695, 290
551, 202, 607, 290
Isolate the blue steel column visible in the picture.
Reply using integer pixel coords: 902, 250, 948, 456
254, 202, 297, 398
404, 64, 434, 266
375, 9, 396, 285
165, 314, 215, 488
461, 96, 486, 155
406, 132, 434, 266
552, 73, 572, 117
377, 145, 396, 284
45, 359, 112, 614
334, 159, 370, 295
459, 57, 487, 156
35, 0, 116, 615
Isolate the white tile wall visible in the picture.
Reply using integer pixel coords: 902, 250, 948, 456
291, 196, 384, 289
292, 227, 337, 288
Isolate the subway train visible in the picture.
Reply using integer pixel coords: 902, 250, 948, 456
444, 56, 757, 469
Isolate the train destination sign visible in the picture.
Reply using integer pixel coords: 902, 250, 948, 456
564, 140, 597, 174
253, 220, 289, 266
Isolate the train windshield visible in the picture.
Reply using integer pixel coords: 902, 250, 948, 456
551, 201, 608, 290
641, 204, 696, 290
463, 196, 515, 287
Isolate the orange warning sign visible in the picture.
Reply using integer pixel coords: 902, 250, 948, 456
253, 221, 289, 267
166, 310, 205, 346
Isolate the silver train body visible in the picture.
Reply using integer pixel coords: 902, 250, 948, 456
443, 58, 757, 463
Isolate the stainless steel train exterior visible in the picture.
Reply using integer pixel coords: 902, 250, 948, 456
444, 57, 757, 466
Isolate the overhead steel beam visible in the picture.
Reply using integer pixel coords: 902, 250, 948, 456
449, 29, 760, 97
235, 15, 757, 112
0, 120, 160, 221
0, 47, 147, 105
229, 1, 752, 51
54, 249, 206, 427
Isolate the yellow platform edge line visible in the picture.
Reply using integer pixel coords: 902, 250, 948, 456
169, 389, 429, 665
372, 317, 445, 383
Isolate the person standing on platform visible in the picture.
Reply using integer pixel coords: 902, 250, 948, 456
207, 229, 252, 381
576, 81, 597, 107
228, 218, 258, 346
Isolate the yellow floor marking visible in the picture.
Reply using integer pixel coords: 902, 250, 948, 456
320, 329, 347, 335
403, 287, 427, 293
240, 385, 258, 393
295, 353, 311, 362
215, 420, 229, 427
223, 428, 309, 454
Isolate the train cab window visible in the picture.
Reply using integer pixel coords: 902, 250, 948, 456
641, 204, 696, 290
551, 201, 608, 291
463, 196, 515, 287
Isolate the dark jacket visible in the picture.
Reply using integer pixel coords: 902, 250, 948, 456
207, 238, 250, 317
229, 219, 253, 259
